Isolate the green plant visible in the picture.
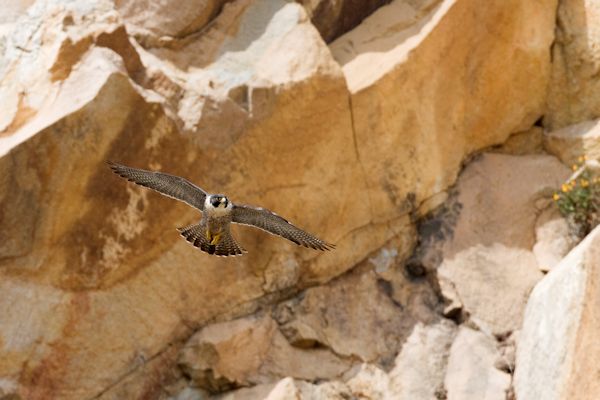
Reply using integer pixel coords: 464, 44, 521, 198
554, 156, 600, 237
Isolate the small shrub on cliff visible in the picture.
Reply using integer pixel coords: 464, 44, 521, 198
553, 156, 600, 237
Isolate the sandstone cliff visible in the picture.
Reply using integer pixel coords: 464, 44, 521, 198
1, 0, 599, 399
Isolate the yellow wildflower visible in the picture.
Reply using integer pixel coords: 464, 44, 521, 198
553, 193, 560, 201
572, 164, 578, 171
561, 183, 570, 192
581, 179, 589, 187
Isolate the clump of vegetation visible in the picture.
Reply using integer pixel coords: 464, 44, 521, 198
553, 156, 600, 237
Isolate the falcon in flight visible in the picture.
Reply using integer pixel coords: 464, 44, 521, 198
108, 162, 335, 256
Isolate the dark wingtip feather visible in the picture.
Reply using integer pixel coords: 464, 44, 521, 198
106, 160, 121, 171
107, 160, 126, 176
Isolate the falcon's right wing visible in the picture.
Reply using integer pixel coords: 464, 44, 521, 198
108, 161, 207, 211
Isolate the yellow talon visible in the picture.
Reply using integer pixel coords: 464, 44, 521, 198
206, 229, 221, 245
210, 233, 222, 245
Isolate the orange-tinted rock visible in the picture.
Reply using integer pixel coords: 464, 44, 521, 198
545, 0, 600, 129
0, 0, 564, 398
330, 0, 557, 223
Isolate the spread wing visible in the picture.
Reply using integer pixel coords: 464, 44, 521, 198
231, 204, 334, 251
108, 161, 207, 211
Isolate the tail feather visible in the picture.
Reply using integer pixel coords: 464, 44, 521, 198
178, 224, 246, 257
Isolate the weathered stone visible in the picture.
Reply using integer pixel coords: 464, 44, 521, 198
514, 226, 600, 400
0, 0, 34, 38
330, 0, 557, 223
179, 315, 350, 392
0, 0, 565, 398
533, 205, 576, 272
212, 377, 353, 400
545, 0, 600, 129
0, 2, 370, 398
390, 320, 457, 399
343, 364, 389, 400
296, 0, 395, 43
544, 119, 600, 166
424, 154, 570, 335
491, 126, 544, 156
274, 257, 439, 364
116, 0, 232, 42
444, 327, 511, 400
494, 332, 517, 374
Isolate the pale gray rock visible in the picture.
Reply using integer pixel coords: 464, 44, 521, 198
514, 227, 600, 400
444, 327, 511, 400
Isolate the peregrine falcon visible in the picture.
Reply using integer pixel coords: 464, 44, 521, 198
108, 161, 335, 256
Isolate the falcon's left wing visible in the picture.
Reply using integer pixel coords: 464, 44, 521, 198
231, 204, 334, 251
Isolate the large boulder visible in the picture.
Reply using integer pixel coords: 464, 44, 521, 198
273, 251, 439, 365
0, 0, 560, 398
444, 327, 511, 400
330, 0, 557, 223
178, 314, 350, 392
295, 0, 393, 43
544, 0, 600, 129
417, 153, 570, 335
544, 118, 600, 165
115, 0, 233, 42
514, 226, 600, 400
0, 2, 364, 399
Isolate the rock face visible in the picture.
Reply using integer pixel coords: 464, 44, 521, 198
273, 256, 439, 365
115, 0, 233, 42
533, 206, 576, 272
330, 0, 556, 224
444, 327, 511, 400
544, 119, 600, 165
545, 0, 600, 129
296, 0, 392, 43
418, 153, 570, 335
0, 0, 589, 399
178, 314, 350, 392
515, 226, 600, 400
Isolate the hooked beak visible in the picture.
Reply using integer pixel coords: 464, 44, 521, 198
220, 197, 226, 204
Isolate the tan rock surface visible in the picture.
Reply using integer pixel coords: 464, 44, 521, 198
0, 0, 35, 37
544, 118, 600, 165
116, 0, 232, 42
0, 0, 566, 398
273, 249, 439, 364
330, 0, 557, 223
179, 314, 350, 392
533, 206, 576, 272
515, 226, 600, 400
208, 320, 457, 400
214, 378, 353, 400
491, 126, 544, 156
296, 0, 398, 43
545, 0, 600, 129
0, 2, 369, 399
444, 327, 511, 400
420, 154, 570, 335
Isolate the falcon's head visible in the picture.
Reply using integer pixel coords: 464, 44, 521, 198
209, 195, 229, 208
